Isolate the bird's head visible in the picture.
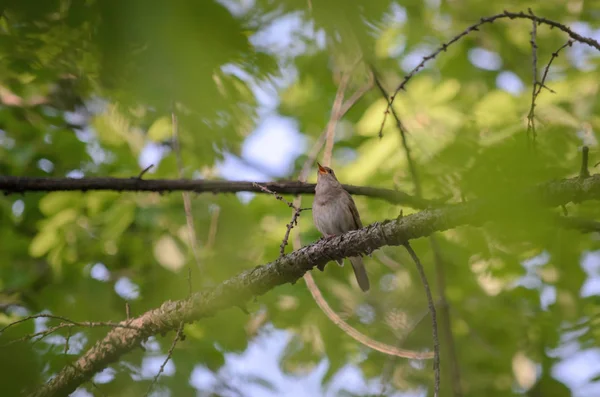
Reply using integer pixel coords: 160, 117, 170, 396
316, 162, 340, 186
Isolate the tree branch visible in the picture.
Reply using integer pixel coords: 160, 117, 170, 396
0, 176, 434, 209
26, 172, 600, 397
382, 10, 600, 135
404, 243, 440, 397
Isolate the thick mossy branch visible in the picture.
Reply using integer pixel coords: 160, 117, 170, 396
27, 173, 600, 397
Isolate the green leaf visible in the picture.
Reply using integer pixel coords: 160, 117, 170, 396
29, 230, 59, 257
147, 116, 172, 141
39, 192, 81, 216
101, 200, 136, 240
474, 90, 519, 128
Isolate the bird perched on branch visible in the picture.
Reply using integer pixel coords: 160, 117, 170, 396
312, 162, 370, 292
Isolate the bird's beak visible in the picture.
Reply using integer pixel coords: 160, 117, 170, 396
317, 162, 327, 175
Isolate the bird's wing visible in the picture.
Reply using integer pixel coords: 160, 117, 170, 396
345, 191, 363, 230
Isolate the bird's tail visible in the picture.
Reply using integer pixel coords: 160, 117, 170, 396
349, 256, 370, 292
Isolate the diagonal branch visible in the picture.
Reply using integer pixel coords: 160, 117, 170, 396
0, 176, 435, 209
26, 172, 600, 397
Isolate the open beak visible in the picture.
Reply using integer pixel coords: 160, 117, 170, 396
317, 162, 327, 174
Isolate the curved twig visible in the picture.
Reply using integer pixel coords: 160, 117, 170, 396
304, 273, 433, 359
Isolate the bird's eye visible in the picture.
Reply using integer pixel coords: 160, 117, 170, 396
327, 169, 332, 174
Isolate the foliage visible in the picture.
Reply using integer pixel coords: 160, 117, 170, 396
1, 1, 600, 396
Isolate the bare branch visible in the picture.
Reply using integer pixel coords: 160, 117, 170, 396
0, 313, 141, 335
430, 236, 463, 397
526, 37, 573, 152
0, 176, 435, 209
1, 315, 142, 348
253, 182, 309, 256
404, 243, 440, 397
527, 13, 539, 144
137, 164, 154, 179
280, 208, 303, 257
144, 322, 184, 396
537, 40, 573, 96
252, 182, 297, 209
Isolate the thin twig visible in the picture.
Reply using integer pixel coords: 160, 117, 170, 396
0, 313, 141, 335
304, 272, 433, 359
381, 9, 600, 137
253, 182, 308, 256
526, 38, 574, 151
537, 40, 573, 96
63, 328, 72, 359
2, 320, 142, 348
404, 243, 440, 397
137, 164, 154, 179
280, 208, 303, 256
252, 183, 296, 208
430, 236, 462, 397
527, 11, 539, 144
145, 322, 184, 396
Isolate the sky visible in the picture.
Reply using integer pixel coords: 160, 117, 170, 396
26, 2, 600, 396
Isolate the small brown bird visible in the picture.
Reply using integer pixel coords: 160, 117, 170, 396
312, 162, 370, 292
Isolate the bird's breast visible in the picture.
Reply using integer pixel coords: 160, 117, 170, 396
313, 193, 352, 236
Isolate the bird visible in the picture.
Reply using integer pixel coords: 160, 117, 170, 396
312, 162, 370, 292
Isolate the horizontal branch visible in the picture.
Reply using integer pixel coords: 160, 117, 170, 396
27, 173, 600, 397
0, 176, 434, 209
